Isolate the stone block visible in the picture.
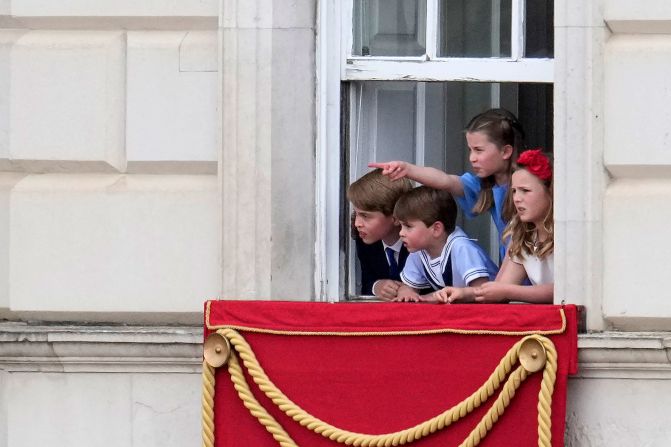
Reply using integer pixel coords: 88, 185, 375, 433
553, 25, 607, 222
270, 29, 315, 299
131, 374, 201, 446
555, 0, 605, 28
220, 28, 273, 299
273, 0, 316, 29
9, 31, 125, 171
126, 31, 217, 170
220, 0, 316, 30
567, 378, 671, 446
9, 0, 218, 18
605, 35, 671, 177
179, 31, 217, 72
0, 31, 28, 161
605, 0, 671, 34
221, 0, 273, 29
9, 174, 220, 314
0, 174, 26, 312
6, 372, 132, 446
603, 179, 671, 322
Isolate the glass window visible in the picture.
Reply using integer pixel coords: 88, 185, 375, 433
326, 0, 555, 299
525, 0, 554, 58
353, 0, 427, 57
439, 0, 512, 58
346, 81, 553, 296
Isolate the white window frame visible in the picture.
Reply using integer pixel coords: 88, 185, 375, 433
316, 0, 554, 301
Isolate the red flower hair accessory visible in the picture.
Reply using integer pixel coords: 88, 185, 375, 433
516, 149, 552, 181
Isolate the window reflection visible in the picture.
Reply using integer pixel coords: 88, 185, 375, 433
525, 0, 554, 58
439, 0, 512, 58
353, 0, 427, 57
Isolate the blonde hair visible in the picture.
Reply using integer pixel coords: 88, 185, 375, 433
465, 108, 525, 221
347, 168, 413, 216
503, 174, 553, 261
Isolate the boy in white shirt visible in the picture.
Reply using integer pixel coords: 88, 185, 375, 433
393, 186, 498, 302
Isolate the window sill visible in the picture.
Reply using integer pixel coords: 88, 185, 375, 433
0, 322, 203, 373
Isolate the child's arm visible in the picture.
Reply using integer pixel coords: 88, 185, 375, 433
372, 279, 403, 300
474, 282, 553, 304
368, 161, 464, 197
433, 277, 488, 304
392, 284, 421, 302
474, 259, 553, 304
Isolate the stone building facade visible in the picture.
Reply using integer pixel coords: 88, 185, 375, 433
2, 1, 671, 446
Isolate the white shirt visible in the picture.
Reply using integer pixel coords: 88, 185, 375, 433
400, 227, 498, 290
512, 252, 554, 285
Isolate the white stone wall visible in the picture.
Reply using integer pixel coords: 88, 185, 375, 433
602, 1, 671, 329
0, 323, 202, 447
219, 0, 316, 301
0, 2, 222, 322
1, 1, 317, 445
554, 0, 608, 331
556, 0, 671, 330
556, 0, 671, 444
566, 332, 671, 446
0, 0, 317, 318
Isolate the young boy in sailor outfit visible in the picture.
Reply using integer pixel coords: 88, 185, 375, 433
392, 186, 498, 303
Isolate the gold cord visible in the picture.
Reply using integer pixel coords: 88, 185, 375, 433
201, 360, 215, 447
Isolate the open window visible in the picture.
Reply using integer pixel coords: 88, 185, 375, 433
317, 0, 554, 300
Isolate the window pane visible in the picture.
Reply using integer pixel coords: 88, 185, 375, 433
347, 81, 553, 297
525, 0, 554, 58
349, 82, 418, 176
439, 0, 512, 58
352, 0, 427, 57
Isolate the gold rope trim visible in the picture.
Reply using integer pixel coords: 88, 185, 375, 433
201, 360, 215, 447
201, 329, 558, 446
228, 353, 298, 446
204, 301, 567, 337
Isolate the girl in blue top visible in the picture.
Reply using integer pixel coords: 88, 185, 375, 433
370, 108, 526, 262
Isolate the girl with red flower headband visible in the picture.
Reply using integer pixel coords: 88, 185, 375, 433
370, 108, 526, 263
471, 149, 554, 304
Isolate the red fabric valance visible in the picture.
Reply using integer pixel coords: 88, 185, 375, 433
205, 301, 579, 447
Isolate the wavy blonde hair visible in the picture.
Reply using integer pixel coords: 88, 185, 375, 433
503, 174, 553, 261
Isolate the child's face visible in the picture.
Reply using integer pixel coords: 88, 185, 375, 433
353, 207, 398, 245
398, 219, 435, 253
511, 169, 551, 226
466, 131, 513, 180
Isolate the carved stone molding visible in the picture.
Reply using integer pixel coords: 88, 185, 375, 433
0, 323, 203, 373
2, 324, 670, 379
577, 332, 671, 379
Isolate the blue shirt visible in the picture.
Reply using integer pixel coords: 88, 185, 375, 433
455, 172, 509, 261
